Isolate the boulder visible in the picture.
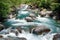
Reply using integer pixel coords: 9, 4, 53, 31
0, 35, 3, 38
29, 14, 36, 20
10, 29, 19, 36
31, 25, 51, 35
25, 17, 33, 22
0, 24, 5, 31
16, 27, 22, 33
29, 14, 36, 18
53, 33, 60, 40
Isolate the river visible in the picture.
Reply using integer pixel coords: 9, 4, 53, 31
1, 4, 60, 40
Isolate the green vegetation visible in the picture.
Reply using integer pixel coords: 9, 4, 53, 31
0, 0, 21, 22
23, 0, 60, 10
0, 0, 60, 22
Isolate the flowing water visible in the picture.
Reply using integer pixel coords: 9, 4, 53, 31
1, 4, 60, 40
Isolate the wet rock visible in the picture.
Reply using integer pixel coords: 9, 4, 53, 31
39, 9, 52, 17
0, 37, 27, 40
53, 33, 60, 40
16, 27, 22, 33
39, 9, 47, 17
0, 24, 5, 31
19, 37, 27, 40
31, 25, 51, 35
29, 14, 36, 20
9, 37, 27, 40
0, 35, 3, 38
25, 17, 33, 22
10, 29, 19, 36
0, 27, 12, 34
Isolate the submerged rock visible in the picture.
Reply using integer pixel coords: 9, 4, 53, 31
31, 25, 51, 35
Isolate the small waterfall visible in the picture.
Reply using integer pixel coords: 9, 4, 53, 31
18, 31, 42, 40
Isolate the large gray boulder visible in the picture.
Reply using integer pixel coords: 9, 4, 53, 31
31, 25, 51, 35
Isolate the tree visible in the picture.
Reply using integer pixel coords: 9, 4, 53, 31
0, 1, 10, 22
0, 0, 21, 22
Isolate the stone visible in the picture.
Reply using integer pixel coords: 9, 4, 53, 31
0, 24, 5, 31
31, 25, 51, 35
53, 33, 60, 40
29, 14, 36, 20
25, 17, 33, 22
10, 29, 19, 36
0, 35, 3, 38
29, 14, 36, 18
16, 27, 22, 33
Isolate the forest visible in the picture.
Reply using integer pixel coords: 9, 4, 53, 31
0, 0, 60, 22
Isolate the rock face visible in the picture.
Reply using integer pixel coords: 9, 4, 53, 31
31, 25, 51, 35
53, 34, 60, 40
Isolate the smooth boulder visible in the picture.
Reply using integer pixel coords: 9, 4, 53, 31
29, 14, 36, 18
31, 25, 51, 35
25, 17, 33, 22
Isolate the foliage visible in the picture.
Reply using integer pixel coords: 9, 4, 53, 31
23, 0, 60, 9
50, 3, 60, 11
0, 0, 21, 22
0, 0, 60, 22
0, 2, 10, 18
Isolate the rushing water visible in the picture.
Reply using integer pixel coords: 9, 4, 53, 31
1, 4, 60, 40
